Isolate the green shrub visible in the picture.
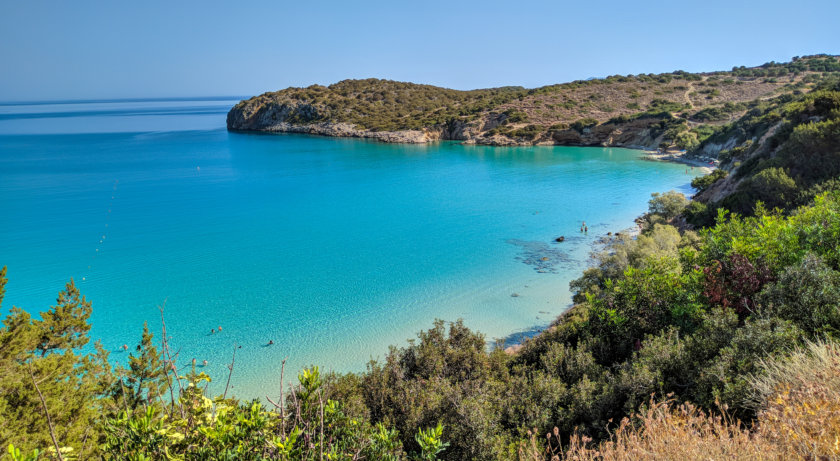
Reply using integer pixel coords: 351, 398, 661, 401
691, 169, 728, 192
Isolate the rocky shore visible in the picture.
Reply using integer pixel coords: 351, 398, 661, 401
226, 101, 672, 150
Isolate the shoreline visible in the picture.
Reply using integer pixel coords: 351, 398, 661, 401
641, 150, 716, 173
233, 127, 719, 174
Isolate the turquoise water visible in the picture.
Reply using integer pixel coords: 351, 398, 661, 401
0, 99, 691, 399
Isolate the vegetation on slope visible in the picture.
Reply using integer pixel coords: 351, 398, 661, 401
230, 79, 526, 131
229, 55, 840, 148
686, 78, 840, 225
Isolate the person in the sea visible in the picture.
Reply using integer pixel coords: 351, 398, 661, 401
268, 340, 274, 345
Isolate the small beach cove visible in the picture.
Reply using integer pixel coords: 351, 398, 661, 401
0, 99, 692, 399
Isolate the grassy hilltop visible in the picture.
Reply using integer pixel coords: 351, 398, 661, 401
228, 55, 840, 150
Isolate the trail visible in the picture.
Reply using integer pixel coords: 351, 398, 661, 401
683, 80, 697, 109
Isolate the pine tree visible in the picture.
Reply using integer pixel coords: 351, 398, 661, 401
0, 275, 107, 457
124, 321, 165, 409
34, 279, 92, 356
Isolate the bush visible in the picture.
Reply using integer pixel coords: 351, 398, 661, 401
691, 169, 728, 192
759, 254, 840, 335
570, 118, 599, 132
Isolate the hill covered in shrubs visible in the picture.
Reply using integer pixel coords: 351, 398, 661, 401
228, 55, 840, 149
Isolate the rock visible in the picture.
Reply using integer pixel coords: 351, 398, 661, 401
226, 93, 670, 148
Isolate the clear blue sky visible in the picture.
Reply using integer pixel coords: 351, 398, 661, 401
1, 0, 838, 101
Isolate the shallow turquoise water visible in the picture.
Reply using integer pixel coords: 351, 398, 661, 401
0, 99, 691, 398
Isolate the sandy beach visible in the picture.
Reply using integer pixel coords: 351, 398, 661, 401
641, 150, 716, 173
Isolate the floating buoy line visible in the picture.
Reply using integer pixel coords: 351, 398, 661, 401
82, 179, 118, 283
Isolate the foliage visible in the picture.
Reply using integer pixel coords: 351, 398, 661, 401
647, 190, 688, 220
691, 168, 727, 192
569, 118, 598, 132
0, 275, 111, 458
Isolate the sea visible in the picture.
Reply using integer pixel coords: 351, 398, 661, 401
0, 97, 692, 399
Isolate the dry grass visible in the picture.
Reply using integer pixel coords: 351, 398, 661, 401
518, 339, 840, 460
518, 398, 781, 461
753, 340, 840, 459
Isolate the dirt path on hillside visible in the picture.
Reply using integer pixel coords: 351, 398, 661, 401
683, 81, 697, 109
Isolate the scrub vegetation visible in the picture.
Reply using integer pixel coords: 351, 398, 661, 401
230, 55, 840, 149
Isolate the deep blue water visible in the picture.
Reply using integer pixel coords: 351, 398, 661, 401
0, 99, 691, 398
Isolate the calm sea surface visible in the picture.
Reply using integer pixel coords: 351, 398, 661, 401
0, 98, 691, 398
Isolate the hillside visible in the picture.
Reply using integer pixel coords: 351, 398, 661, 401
228, 55, 840, 149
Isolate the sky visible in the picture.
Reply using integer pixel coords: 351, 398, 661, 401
1, 0, 838, 101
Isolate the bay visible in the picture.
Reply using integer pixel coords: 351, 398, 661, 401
0, 99, 691, 398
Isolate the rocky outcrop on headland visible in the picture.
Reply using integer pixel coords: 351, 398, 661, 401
226, 100, 437, 143
227, 97, 668, 150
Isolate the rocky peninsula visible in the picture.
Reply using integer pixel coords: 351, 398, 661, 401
228, 55, 839, 156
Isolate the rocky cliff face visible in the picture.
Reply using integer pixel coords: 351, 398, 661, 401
228, 98, 667, 149
227, 99, 443, 143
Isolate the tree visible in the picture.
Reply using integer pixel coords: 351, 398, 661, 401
674, 131, 699, 151
745, 167, 797, 210
648, 190, 688, 220
34, 279, 92, 356
0, 274, 107, 457
118, 321, 166, 411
